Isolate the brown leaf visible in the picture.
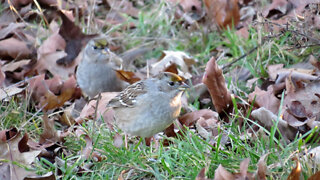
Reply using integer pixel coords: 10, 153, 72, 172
81, 135, 93, 159
115, 70, 141, 84
309, 55, 320, 71
37, 26, 66, 55
0, 83, 26, 101
202, 57, 232, 114
214, 159, 253, 180
78, 92, 118, 128
204, 0, 240, 29
0, 22, 25, 40
39, 113, 65, 145
151, 50, 196, 79
283, 81, 320, 128
196, 167, 210, 180
251, 107, 297, 142
214, 164, 235, 180
35, 51, 77, 79
196, 117, 220, 140
248, 86, 280, 115
308, 171, 320, 180
238, 158, 251, 179
113, 133, 123, 148
256, 153, 269, 180
267, 64, 284, 81
287, 157, 301, 180
164, 63, 179, 74
57, 11, 97, 66
7, 0, 33, 9
0, 132, 40, 180
40, 76, 77, 111
0, 128, 18, 142
0, 37, 32, 59
179, 109, 219, 127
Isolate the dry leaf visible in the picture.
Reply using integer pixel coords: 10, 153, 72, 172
214, 164, 235, 180
0, 132, 40, 180
39, 76, 78, 111
113, 133, 123, 148
248, 86, 280, 115
151, 50, 196, 79
0, 84, 25, 101
308, 171, 320, 180
0, 37, 32, 59
251, 107, 297, 142
204, 0, 240, 29
287, 157, 301, 180
115, 70, 141, 84
196, 167, 210, 180
179, 109, 219, 127
57, 11, 97, 66
256, 153, 269, 180
81, 135, 93, 159
78, 92, 118, 128
202, 57, 232, 114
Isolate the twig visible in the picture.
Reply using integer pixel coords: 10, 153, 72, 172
260, 19, 320, 44
284, 44, 320, 51
222, 46, 258, 73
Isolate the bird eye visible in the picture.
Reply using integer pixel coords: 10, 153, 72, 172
168, 81, 175, 86
93, 46, 98, 50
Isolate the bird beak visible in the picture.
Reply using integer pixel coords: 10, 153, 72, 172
179, 82, 189, 90
101, 47, 110, 54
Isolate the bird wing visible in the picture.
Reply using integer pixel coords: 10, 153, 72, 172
107, 81, 146, 108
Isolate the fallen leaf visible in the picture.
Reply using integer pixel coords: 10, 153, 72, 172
0, 132, 40, 180
37, 24, 66, 55
256, 153, 269, 180
0, 83, 26, 101
0, 22, 25, 40
39, 113, 66, 145
283, 80, 320, 128
307, 146, 320, 165
116, 70, 141, 84
196, 117, 219, 140
0, 128, 18, 142
0, 37, 32, 59
151, 50, 196, 79
251, 107, 297, 142
179, 109, 219, 127
204, 0, 240, 29
202, 57, 232, 114
81, 135, 93, 159
287, 157, 301, 180
113, 133, 123, 148
248, 86, 280, 115
57, 11, 97, 66
308, 171, 320, 180
214, 164, 234, 180
196, 167, 210, 180
40, 76, 78, 111
77, 92, 118, 128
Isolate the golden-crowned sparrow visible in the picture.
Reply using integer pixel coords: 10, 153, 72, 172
107, 72, 189, 138
76, 36, 126, 98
